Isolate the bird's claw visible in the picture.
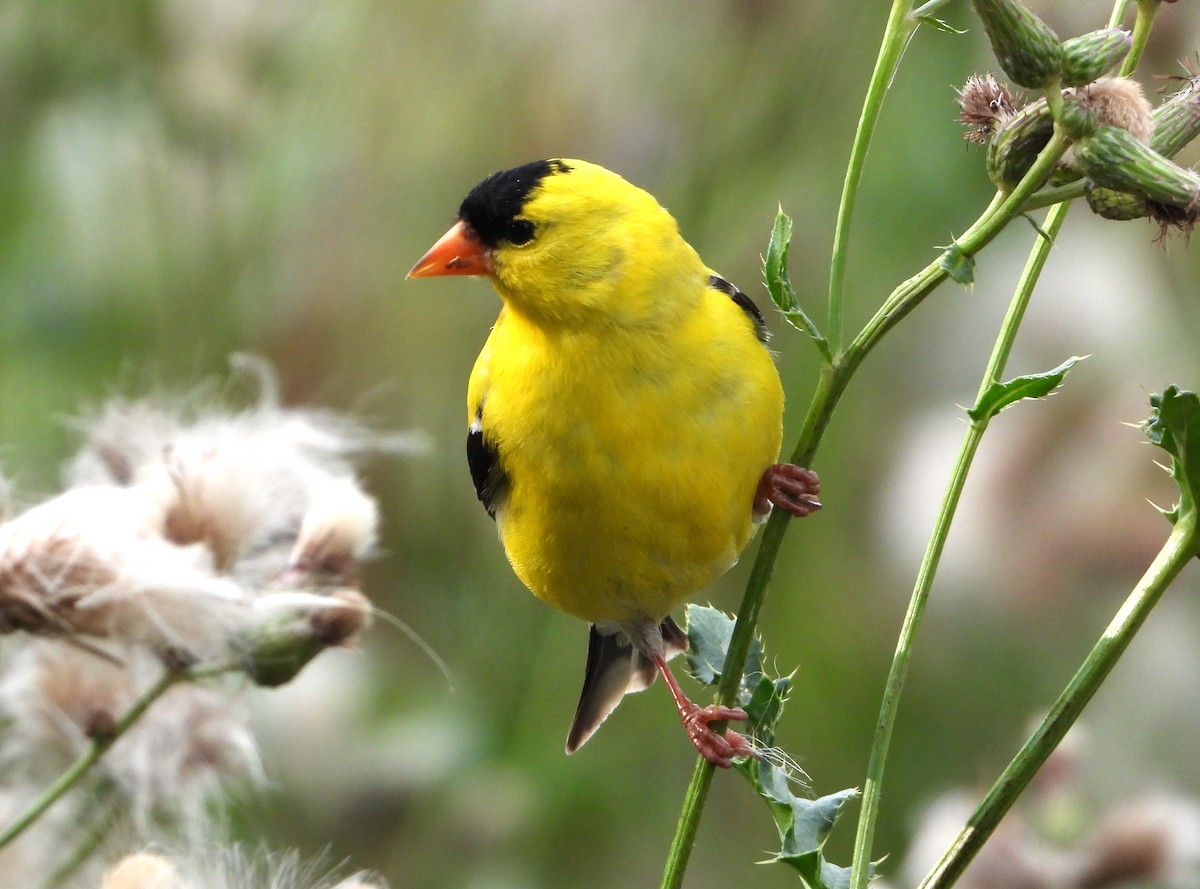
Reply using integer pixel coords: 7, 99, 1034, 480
755, 463, 821, 519
681, 703, 758, 769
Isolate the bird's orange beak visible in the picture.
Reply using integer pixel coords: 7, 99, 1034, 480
407, 221, 489, 278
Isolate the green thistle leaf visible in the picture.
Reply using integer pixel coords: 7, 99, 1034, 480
764, 208, 831, 362
684, 604, 762, 691
939, 242, 976, 285
684, 605, 858, 886
968, 355, 1085, 421
917, 15, 968, 35
1142, 386, 1200, 534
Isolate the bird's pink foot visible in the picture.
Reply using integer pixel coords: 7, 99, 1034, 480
755, 464, 821, 519
653, 654, 759, 768
680, 702, 759, 769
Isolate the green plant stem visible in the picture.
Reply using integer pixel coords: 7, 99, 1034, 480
918, 512, 1197, 889
42, 788, 120, 889
844, 130, 1067, 376
848, 199, 1071, 889
906, 9, 1166, 886
827, 0, 916, 355
1127, 1, 1159, 68
1110, 0, 1135, 29
1022, 181, 1086, 214
660, 120, 1072, 889
911, 0, 957, 17
0, 668, 183, 851
0, 660, 235, 852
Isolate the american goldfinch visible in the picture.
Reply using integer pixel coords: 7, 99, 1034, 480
409, 159, 820, 767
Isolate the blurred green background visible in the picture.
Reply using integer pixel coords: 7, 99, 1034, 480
3, 1, 1200, 887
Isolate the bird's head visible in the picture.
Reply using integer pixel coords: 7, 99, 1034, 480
408, 159, 701, 327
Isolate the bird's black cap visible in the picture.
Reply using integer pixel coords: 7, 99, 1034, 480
458, 159, 572, 248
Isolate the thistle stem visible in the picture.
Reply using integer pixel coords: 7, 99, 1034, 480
0, 661, 236, 853
849, 199, 1070, 889
917, 513, 1198, 889
827, 0, 916, 355
0, 669, 183, 852
660, 111, 1071, 889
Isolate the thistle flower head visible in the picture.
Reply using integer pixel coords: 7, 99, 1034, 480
239, 590, 373, 687
100, 847, 388, 889
0, 359, 418, 883
1149, 69, 1200, 160
957, 73, 1018, 144
1067, 77, 1154, 144
0, 642, 261, 825
0, 358, 409, 665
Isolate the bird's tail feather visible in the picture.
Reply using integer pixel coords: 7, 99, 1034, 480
564, 616, 688, 753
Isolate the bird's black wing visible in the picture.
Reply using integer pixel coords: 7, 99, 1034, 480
708, 273, 768, 343
468, 408, 509, 519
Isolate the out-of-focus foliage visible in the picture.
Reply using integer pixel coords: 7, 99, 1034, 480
2, 1, 1199, 887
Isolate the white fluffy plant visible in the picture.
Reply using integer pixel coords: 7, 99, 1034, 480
0, 357, 419, 887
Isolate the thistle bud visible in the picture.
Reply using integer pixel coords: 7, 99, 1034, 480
987, 96, 1055, 190
1085, 184, 1151, 220
1150, 75, 1200, 159
972, 0, 1063, 89
1073, 124, 1200, 211
1060, 29, 1132, 87
1085, 181, 1198, 243
237, 589, 372, 687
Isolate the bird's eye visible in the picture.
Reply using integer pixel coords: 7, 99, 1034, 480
505, 218, 535, 245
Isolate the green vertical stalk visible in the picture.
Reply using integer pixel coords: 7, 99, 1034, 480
827, 0, 917, 354
0, 661, 234, 854
918, 513, 1197, 889
660, 107, 1073, 889
0, 669, 183, 852
847, 200, 1070, 889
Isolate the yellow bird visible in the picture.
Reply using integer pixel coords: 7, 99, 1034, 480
409, 159, 820, 767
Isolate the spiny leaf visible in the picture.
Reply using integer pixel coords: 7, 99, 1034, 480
968, 355, 1085, 422
1022, 211, 1055, 243
684, 604, 762, 691
917, 14, 967, 35
1142, 386, 1200, 534
939, 242, 976, 285
685, 605, 857, 887
743, 674, 791, 745
777, 851, 857, 889
764, 208, 832, 362
765, 210, 797, 312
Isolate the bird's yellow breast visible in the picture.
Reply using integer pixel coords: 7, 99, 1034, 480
469, 285, 783, 624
